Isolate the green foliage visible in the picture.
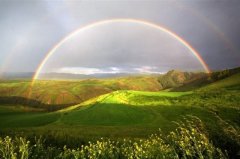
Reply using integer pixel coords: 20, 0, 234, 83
168, 116, 226, 159
0, 136, 30, 159
0, 117, 227, 159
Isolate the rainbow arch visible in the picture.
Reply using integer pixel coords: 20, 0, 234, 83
33, 18, 210, 80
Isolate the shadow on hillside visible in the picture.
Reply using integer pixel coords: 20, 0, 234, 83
171, 67, 240, 91
0, 96, 77, 111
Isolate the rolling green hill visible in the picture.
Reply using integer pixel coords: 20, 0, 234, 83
0, 88, 238, 133
0, 71, 239, 157
0, 68, 239, 134
0, 89, 239, 158
0, 67, 239, 109
0, 76, 162, 108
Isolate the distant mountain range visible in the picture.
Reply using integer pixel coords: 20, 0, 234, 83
0, 67, 239, 81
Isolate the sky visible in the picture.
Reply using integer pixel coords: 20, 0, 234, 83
0, 0, 240, 75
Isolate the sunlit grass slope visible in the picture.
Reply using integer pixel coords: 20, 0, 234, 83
0, 70, 239, 130
0, 83, 239, 130
0, 76, 162, 106
58, 91, 214, 129
0, 91, 220, 134
0, 86, 239, 158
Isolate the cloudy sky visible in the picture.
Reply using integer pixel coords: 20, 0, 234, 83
0, 0, 239, 75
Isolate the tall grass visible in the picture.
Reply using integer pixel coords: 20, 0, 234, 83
0, 116, 227, 159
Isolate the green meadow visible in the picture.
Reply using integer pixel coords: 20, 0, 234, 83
0, 68, 239, 158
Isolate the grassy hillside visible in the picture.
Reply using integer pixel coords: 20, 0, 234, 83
0, 92, 221, 143
1, 67, 239, 108
0, 88, 238, 134
0, 88, 239, 156
0, 106, 60, 128
158, 70, 207, 90
0, 69, 239, 131
172, 67, 240, 91
0, 68, 239, 157
0, 76, 162, 107
57, 91, 219, 131
199, 72, 240, 91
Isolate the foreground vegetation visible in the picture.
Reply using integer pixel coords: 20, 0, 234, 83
0, 117, 228, 159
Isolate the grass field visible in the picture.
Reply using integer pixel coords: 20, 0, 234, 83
0, 69, 239, 158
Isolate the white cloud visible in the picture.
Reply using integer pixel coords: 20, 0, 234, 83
55, 66, 165, 75
56, 67, 124, 75
57, 67, 101, 75
134, 66, 164, 74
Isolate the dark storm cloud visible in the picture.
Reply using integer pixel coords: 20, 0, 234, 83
0, 0, 239, 73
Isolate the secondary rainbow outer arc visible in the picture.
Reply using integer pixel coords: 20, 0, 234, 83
33, 18, 210, 80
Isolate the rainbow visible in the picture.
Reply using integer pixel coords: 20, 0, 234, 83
33, 18, 210, 80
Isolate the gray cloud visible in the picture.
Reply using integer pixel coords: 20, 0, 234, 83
0, 0, 239, 73
40, 22, 203, 73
